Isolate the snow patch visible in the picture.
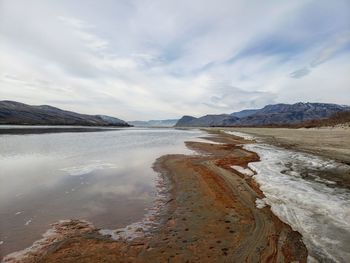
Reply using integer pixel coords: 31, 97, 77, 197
224, 131, 256, 141
255, 198, 267, 209
231, 165, 255, 176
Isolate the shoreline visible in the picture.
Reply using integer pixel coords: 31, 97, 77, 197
0, 127, 128, 135
2, 131, 307, 262
216, 127, 350, 165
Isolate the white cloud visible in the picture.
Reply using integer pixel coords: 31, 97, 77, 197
0, 0, 349, 120
311, 32, 350, 67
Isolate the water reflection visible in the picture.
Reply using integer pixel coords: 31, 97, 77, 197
0, 128, 202, 257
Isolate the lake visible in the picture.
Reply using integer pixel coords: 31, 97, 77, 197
0, 127, 203, 257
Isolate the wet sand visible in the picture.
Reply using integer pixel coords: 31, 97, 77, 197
2, 131, 307, 262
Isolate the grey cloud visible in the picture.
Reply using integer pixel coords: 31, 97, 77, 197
289, 68, 311, 79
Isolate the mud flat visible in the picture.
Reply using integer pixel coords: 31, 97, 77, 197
218, 127, 350, 164
2, 131, 307, 263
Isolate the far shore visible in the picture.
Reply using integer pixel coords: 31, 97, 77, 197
0, 126, 131, 135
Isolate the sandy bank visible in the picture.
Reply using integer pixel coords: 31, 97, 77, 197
2, 131, 307, 263
217, 127, 350, 164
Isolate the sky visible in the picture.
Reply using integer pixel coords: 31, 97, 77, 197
0, 0, 349, 121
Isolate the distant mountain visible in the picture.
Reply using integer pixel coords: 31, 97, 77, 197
175, 102, 350, 127
0, 101, 130, 126
175, 114, 239, 127
238, 103, 349, 126
231, 109, 259, 118
129, 119, 178, 127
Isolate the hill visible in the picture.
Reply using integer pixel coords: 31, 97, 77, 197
0, 101, 130, 126
297, 111, 350, 128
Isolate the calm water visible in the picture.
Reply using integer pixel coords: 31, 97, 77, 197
0, 128, 203, 257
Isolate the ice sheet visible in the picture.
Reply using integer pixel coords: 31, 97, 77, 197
226, 131, 350, 263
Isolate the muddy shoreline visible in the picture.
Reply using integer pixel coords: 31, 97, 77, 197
2, 131, 307, 262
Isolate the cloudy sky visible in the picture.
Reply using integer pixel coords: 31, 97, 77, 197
0, 0, 349, 120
